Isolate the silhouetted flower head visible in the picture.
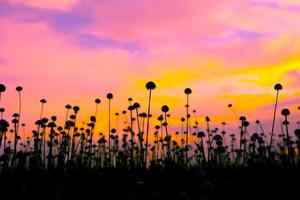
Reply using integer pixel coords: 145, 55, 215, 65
12, 113, 19, 118
283, 120, 289, 125
35, 120, 41, 126
0, 108, 5, 113
90, 116, 96, 122
181, 117, 185, 122
146, 81, 156, 90
214, 134, 222, 141
128, 105, 134, 111
51, 116, 57, 121
65, 104, 72, 109
107, 93, 113, 99
155, 125, 160, 130
133, 102, 140, 109
184, 88, 192, 95
47, 122, 57, 128
228, 104, 232, 108
16, 86, 23, 92
281, 108, 290, 116
161, 105, 169, 113
12, 118, 18, 124
242, 121, 250, 127
0, 84, 6, 93
41, 117, 48, 124
70, 114, 76, 120
111, 128, 116, 133
73, 106, 80, 113
157, 115, 164, 121
197, 131, 205, 138
40, 99, 47, 104
128, 97, 133, 101
95, 98, 101, 104
274, 83, 283, 90
205, 116, 210, 122
239, 116, 246, 121
139, 112, 147, 118
0, 119, 9, 132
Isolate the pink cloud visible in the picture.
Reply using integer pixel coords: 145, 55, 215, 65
7, 0, 79, 11
0, 0, 300, 137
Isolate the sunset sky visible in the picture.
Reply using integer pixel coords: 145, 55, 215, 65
0, 0, 300, 136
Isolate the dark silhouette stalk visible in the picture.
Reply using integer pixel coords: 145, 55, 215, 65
144, 90, 152, 168
145, 81, 156, 168
134, 103, 143, 168
184, 88, 192, 168
107, 93, 113, 165
269, 91, 279, 152
269, 83, 282, 153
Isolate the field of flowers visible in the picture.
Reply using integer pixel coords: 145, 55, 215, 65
0, 82, 299, 199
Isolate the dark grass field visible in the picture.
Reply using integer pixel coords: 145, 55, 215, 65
1, 166, 299, 200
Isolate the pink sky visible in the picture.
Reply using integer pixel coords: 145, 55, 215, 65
0, 0, 300, 138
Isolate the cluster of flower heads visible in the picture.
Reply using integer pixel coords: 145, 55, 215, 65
0, 82, 299, 171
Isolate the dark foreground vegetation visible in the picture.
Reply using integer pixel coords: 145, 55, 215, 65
1, 167, 299, 200
0, 82, 300, 199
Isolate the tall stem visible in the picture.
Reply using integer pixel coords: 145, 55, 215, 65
129, 103, 134, 167
16, 92, 21, 136
269, 90, 279, 153
185, 94, 189, 168
12, 92, 21, 165
284, 116, 291, 162
164, 112, 169, 136
108, 99, 111, 164
40, 103, 44, 119
144, 89, 152, 168
136, 108, 143, 168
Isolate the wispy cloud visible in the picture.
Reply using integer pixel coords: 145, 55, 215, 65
75, 33, 139, 51
7, 0, 79, 11
0, 0, 300, 132
0, 0, 91, 30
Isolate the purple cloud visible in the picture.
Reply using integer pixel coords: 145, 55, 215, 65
0, 0, 91, 30
0, 0, 140, 51
250, 1, 281, 9
235, 29, 268, 40
250, 0, 300, 12
75, 33, 139, 51
201, 28, 267, 44
0, 58, 7, 65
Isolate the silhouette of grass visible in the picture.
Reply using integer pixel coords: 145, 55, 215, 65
0, 82, 299, 199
